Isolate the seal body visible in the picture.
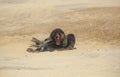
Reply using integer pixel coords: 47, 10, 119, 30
27, 28, 76, 52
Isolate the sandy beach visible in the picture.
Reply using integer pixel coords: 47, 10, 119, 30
0, 0, 120, 77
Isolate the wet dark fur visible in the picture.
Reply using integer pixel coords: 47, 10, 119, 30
48, 28, 75, 49
50, 28, 65, 47
65, 34, 75, 49
27, 28, 76, 52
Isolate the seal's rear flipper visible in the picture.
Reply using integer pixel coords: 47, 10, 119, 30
26, 48, 39, 53
31, 37, 42, 45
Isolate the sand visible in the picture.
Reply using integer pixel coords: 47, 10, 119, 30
0, 0, 120, 77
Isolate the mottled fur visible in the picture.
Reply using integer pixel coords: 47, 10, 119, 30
27, 28, 75, 52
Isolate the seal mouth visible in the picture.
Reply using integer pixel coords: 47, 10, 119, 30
55, 34, 60, 45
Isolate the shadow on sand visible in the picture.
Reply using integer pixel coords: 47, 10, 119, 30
26, 47, 76, 53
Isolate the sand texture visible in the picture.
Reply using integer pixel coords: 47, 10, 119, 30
0, 0, 120, 77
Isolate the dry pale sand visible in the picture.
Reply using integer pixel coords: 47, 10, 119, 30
0, 0, 120, 77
